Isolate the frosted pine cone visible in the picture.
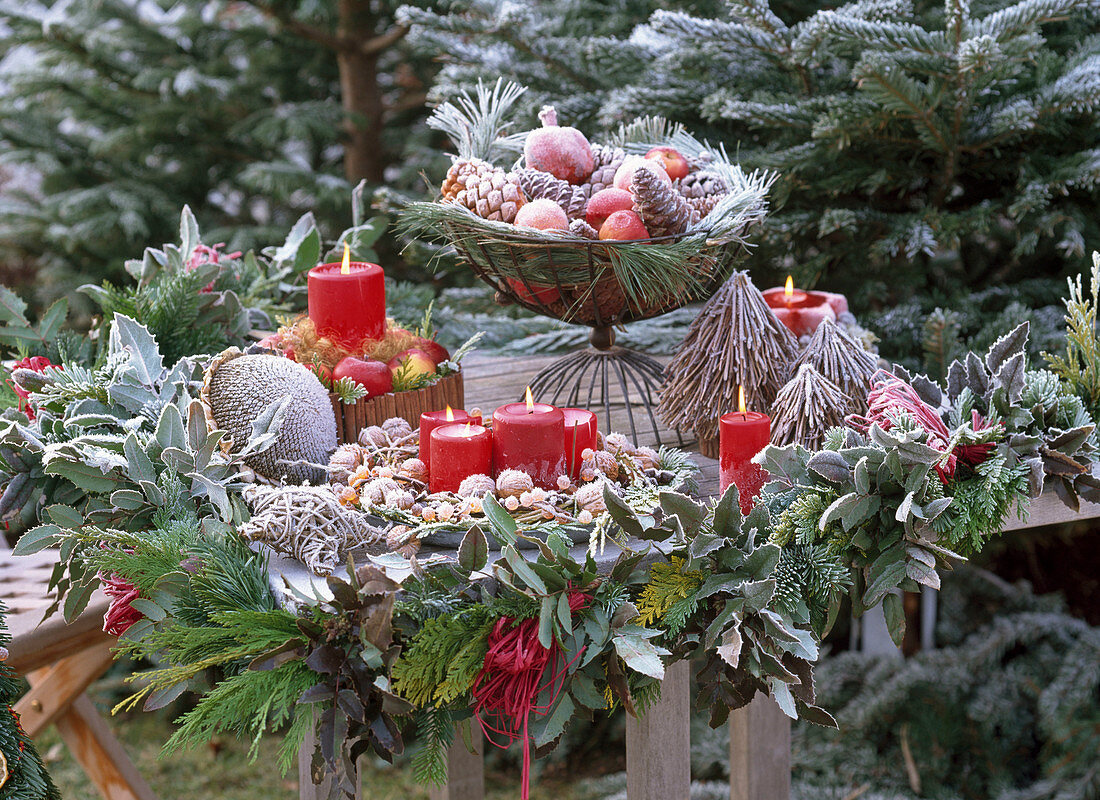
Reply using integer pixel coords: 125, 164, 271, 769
686, 194, 724, 219
569, 218, 599, 240
586, 145, 626, 194
515, 168, 589, 219
449, 161, 526, 223
675, 171, 729, 199
632, 165, 699, 237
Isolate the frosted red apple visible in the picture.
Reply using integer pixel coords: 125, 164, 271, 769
506, 277, 561, 305
414, 337, 450, 366
585, 188, 634, 228
333, 356, 393, 397
613, 156, 670, 192
599, 210, 650, 241
514, 198, 569, 231
523, 106, 594, 185
645, 147, 689, 181
387, 348, 437, 379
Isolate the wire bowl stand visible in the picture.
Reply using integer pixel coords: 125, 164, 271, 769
446, 224, 745, 444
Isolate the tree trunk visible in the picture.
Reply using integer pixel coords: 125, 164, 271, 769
337, 0, 386, 184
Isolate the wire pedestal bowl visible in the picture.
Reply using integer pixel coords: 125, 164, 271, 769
446, 223, 746, 444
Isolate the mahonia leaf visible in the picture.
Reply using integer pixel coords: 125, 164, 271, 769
986, 321, 1030, 374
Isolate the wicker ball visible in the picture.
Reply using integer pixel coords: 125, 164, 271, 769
458, 473, 496, 498
496, 469, 534, 498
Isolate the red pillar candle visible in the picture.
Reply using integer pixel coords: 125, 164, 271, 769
429, 423, 493, 494
419, 406, 482, 470
719, 388, 772, 516
492, 390, 567, 489
562, 408, 598, 480
763, 276, 837, 338
307, 244, 386, 350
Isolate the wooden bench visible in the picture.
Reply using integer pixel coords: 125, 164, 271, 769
2, 549, 157, 800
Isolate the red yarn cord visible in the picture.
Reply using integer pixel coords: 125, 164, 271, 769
101, 572, 143, 636
471, 591, 589, 800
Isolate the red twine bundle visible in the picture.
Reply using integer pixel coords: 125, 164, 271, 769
472, 591, 590, 800
101, 573, 143, 636
7, 356, 59, 421
847, 370, 994, 482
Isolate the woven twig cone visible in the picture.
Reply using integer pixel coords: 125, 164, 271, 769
771, 364, 851, 449
791, 319, 879, 413
659, 270, 798, 445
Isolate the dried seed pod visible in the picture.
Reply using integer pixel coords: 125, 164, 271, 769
359, 425, 389, 448
603, 433, 635, 456
634, 446, 660, 471
496, 469, 534, 498
399, 458, 428, 483
328, 444, 365, 483
382, 417, 414, 440
582, 449, 620, 479
574, 481, 610, 513
458, 473, 496, 498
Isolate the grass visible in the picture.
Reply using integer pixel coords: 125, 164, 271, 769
37, 682, 587, 800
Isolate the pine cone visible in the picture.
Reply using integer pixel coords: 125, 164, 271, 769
586, 145, 626, 194
445, 159, 526, 223
631, 165, 699, 237
675, 171, 729, 199
515, 168, 589, 219
686, 151, 713, 171
569, 218, 599, 240
686, 194, 724, 218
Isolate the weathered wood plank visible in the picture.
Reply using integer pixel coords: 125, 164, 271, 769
625, 660, 691, 800
428, 723, 484, 800
1002, 491, 1100, 530
15, 640, 116, 737
729, 697, 790, 800
51, 694, 158, 800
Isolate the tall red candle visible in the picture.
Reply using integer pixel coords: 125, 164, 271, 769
419, 406, 481, 470
307, 245, 386, 349
430, 423, 493, 493
762, 276, 837, 338
562, 408, 598, 480
492, 390, 566, 489
719, 388, 772, 516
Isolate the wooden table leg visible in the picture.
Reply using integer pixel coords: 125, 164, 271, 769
625, 660, 691, 800
16, 640, 116, 737
298, 724, 335, 800
429, 721, 484, 800
729, 695, 790, 800
52, 694, 157, 800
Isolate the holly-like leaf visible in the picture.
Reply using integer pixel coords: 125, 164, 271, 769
612, 632, 667, 681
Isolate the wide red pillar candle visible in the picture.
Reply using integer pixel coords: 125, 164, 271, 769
429, 423, 493, 494
762, 277, 837, 338
307, 249, 386, 350
562, 408, 598, 480
419, 407, 481, 470
492, 398, 566, 489
719, 408, 772, 516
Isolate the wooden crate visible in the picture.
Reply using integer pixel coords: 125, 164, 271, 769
329, 371, 465, 445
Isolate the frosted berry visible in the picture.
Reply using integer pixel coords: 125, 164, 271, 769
515, 198, 569, 231
613, 156, 670, 192
585, 188, 634, 229
524, 106, 594, 185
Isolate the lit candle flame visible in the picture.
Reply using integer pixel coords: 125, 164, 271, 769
739, 385, 747, 414
341, 242, 351, 275
462, 421, 472, 437
525, 386, 535, 412
784, 275, 794, 300
445, 405, 454, 422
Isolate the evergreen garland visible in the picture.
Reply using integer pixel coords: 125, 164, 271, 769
0, 602, 60, 800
